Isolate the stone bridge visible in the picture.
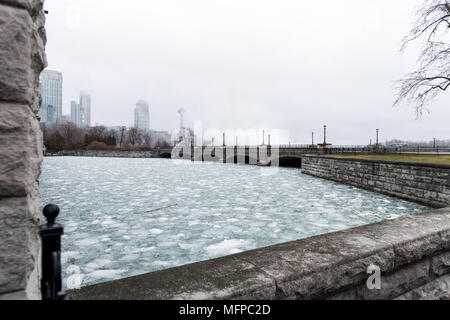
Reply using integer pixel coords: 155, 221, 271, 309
157, 146, 322, 167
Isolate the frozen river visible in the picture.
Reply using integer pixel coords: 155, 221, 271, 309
40, 157, 428, 288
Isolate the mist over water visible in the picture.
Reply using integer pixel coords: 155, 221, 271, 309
40, 157, 428, 288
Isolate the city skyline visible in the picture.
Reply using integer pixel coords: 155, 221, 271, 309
43, 0, 449, 145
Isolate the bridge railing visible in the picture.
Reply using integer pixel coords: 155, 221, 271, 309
325, 146, 450, 155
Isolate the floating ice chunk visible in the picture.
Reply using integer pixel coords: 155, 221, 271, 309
206, 239, 248, 256
149, 228, 164, 235
85, 259, 111, 271
61, 251, 80, 264
131, 247, 155, 253
74, 238, 98, 247
88, 269, 125, 279
152, 261, 170, 267
101, 220, 115, 226
179, 243, 195, 250
158, 241, 177, 248
121, 254, 139, 262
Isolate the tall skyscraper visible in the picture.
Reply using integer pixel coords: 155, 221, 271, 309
38, 70, 63, 123
70, 101, 81, 127
70, 92, 91, 128
80, 92, 91, 127
134, 100, 150, 131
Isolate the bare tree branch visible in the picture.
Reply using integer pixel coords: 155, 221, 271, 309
395, 0, 450, 116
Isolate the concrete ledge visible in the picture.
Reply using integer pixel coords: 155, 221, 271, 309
68, 207, 450, 300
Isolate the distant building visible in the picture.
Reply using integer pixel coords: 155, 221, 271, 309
38, 70, 63, 123
70, 101, 81, 127
80, 92, 91, 127
59, 114, 72, 124
134, 100, 150, 131
38, 104, 56, 123
149, 130, 172, 146
70, 92, 91, 128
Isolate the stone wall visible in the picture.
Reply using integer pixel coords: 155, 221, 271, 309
301, 155, 450, 208
69, 207, 450, 300
0, 0, 47, 299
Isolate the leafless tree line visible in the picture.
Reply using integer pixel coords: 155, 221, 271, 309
41, 122, 171, 152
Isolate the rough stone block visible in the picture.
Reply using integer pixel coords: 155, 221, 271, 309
0, 4, 33, 104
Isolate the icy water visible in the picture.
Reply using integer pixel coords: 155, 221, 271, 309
40, 157, 428, 288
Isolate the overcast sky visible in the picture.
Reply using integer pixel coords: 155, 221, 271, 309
43, 0, 449, 145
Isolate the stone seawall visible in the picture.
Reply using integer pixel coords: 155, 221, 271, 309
301, 155, 450, 208
52, 150, 160, 158
69, 207, 450, 300
0, 0, 47, 299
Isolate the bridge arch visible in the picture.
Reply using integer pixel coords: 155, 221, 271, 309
276, 156, 302, 168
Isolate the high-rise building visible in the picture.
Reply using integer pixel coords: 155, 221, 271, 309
38, 70, 63, 123
134, 100, 150, 131
70, 101, 81, 127
80, 92, 91, 127
70, 92, 91, 128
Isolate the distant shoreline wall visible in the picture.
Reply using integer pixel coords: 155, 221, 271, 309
49, 150, 160, 158
301, 155, 450, 208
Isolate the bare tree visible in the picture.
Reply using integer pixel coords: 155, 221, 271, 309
127, 127, 142, 146
58, 122, 84, 148
394, 0, 450, 115
143, 132, 153, 147
119, 126, 127, 148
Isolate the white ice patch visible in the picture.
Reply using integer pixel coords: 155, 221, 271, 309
74, 238, 98, 247
149, 228, 164, 235
85, 259, 111, 271
206, 239, 248, 256
87, 269, 125, 280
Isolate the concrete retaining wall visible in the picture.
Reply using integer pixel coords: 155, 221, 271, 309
53, 150, 160, 158
68, 207, 450, 300
301, 155, 450, 208
0, 0, 47, 299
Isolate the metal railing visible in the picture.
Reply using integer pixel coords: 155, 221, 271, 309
325, 146, 450, 155
40, 204, 70, 300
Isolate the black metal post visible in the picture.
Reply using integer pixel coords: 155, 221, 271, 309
376, 129, 379, 147
40, 204, 68, 300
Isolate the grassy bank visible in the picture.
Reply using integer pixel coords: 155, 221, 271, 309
324, 154, 450, 165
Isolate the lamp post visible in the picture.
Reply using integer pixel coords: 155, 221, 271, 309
376, 129, 379, 147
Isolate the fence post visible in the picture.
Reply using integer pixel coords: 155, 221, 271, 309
40, 204, 68, 300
